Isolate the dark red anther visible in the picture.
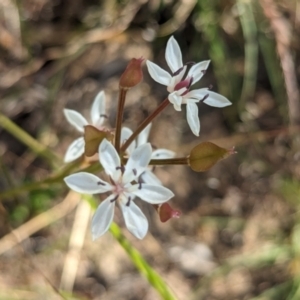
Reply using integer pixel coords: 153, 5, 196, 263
173, 66, 184, 76
201, 94, 209, 101
110, 195, 118, 203
126, 196, 131, 206
116, 165, 125, 173
185, 61, 196, 66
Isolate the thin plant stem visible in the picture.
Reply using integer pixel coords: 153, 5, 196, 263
0, 112, 61, 168
121, 97, 169, 151
260, 0, 300, 125
115, 88, 127, 153
109, 222, 177, 300
0, 160, 83, 200
149, 157, 188, 166
237, 0, 258, 113
197, 0, 239, 127
4, 125, 300, 200
83, 195, 177, 299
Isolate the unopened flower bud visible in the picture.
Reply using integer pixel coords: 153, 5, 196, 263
188, 142, 235, 172
119, 58, 144, 89
153, 203, 181, 223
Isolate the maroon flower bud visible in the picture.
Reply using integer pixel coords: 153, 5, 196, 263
153, 203, 181, 223
119, 58, 144, 89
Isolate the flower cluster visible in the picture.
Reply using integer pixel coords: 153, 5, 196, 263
63, 36, 233, 240
65, 139, 174, 239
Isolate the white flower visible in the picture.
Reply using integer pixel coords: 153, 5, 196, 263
146, 36, 232, 136
121, 123, 175, 185
64, 139, 174, 240
63, 91, 106, 163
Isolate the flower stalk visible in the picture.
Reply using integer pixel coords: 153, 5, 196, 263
121, 97, 170, 152
109, 221, 177, 300
149, 157, 188, 166
114, 88, 128, 153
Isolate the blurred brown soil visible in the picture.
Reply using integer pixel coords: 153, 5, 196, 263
1, 0, 300, 299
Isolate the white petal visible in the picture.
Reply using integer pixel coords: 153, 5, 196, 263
120, 201, 148, 239
64, 172, 112, 194
186, 102, 200, 136
141, 170, 162, 185
64, 109, 88, 132
123, 143, 152, 184
130, 184, 174, 204
165, 36, 183, 73
172, 65, 187, 86
152, 149, 175, 159
137, 123, 152, 147
121, 127, 136, 154
91, 91, 106, 127
186, 88, 209, 100
146, 60, 172, 86
91, 196, 115, 240
187, 60, 210, 84
99, 139, 122, 181
64, 137, 85, 163
203, 91, 232, 108
168, 92, 183, 111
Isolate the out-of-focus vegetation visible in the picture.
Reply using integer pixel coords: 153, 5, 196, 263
1, 0, 300, 299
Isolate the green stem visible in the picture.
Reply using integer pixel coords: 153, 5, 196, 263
0, 160, 83, 199
149, 157, 188, 166
237, 0, 258, 113
0, 112, 61, 168
83, 194, 177, 299
257, 3, 287, 123
115, 88, 127, 153
109, 222, 177, 300
197, 0, 239, 127
121, 98, 169, 152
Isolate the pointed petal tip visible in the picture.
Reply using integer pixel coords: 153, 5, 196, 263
203, 91, 232, 108
99, 139, 121, 180
120, 202, 148, 239
166, 35, 183, 73
136, 232, 146, 240
63, 109, 88, 132
146, 60, 172, 86
91, 229, 103, 241
64, 137, 85, 163
144, 142, 152, 151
